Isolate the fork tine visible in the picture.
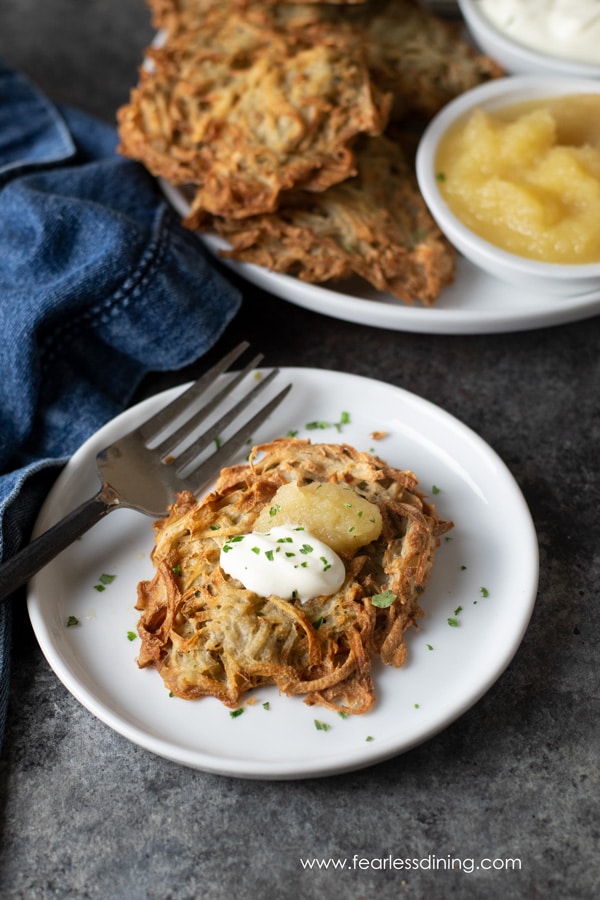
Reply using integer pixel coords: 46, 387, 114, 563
165, 365, 280, 470
155, 351, 264, 459
179, 382, 293, 492
138, 340, 250, 444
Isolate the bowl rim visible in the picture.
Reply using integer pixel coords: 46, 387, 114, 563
415, 75, 600, 279
457, 0, 600, 78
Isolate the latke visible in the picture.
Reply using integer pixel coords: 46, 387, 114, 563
135, 439, 452, 714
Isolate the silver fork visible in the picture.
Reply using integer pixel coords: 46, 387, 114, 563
0, 342, 291, 602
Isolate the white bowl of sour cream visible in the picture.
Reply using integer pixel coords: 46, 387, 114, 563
458, 0, 600, 77
416, 75, 600, 298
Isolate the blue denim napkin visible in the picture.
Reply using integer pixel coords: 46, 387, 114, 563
0, 61, 241, 749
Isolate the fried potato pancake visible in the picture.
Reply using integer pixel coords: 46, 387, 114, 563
120, 0, 502, 304
118, 7, 389, 218
356, 0, 504, 122
206, 133, 456, 305
135, 439, 452, 714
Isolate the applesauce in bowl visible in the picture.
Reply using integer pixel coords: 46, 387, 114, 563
416, 76, 600, 297
435, 93, 600, 264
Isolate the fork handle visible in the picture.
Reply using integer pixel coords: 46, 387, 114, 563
0, 492, 113, 603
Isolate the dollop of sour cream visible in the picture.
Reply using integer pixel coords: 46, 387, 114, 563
477, 0, 600, 65
219, 525, 345, 602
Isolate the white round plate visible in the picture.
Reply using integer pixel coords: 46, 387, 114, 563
162, 181, 600, 335
28, 368, 538, 779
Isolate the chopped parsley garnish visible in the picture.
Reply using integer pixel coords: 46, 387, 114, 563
371, 590, 396, 608
94, 572, 116, 592
432, 485, 441, 494
229, 708, 244, 719
127, 631, 137, 642
314, 719, 332, 732
427, 643, 434, 651
305, 411, 351, 433
447, 616, 460, 628
480, 586, 490, 597
299, 544, 314, 555
172, 564, 182, 576
262, 702, 270, 711
66, 616, 79, 627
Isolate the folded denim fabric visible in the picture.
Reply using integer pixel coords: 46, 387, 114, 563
0, 61, 241, 749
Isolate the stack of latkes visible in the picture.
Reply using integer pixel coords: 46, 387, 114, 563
118, 0, 503, 305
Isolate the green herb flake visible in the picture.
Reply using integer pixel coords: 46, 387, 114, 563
172, 564, 182, 576
447, 616, 460, 628
94, 584, 106, 592
436, 171, 446, 182
366, 735, 374, 742
66, 615, 79, 628
480, 586, 490, 598
371, 590, 396, 609
338, 711, 350, 720
314, 719, 332, 732
126, 631, 137, 642
99, 573, 116, 585
414, 703, 420, 709
262, 702, 270, 711
265, 550, 275, 561
214, 436, 223, 450
432, 485, 441, 494
251, 546, 260, 555
269, 505, 281, 517
229, 708, 244, 719
209, 523, 221, 531
299, 544, 314, 555
320, 556, 331, 572
313, 617, 324, 630
427, 643, 434, 651
454, 605, 463, 616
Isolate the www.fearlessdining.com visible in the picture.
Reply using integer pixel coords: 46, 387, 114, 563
299, 855, 522, 874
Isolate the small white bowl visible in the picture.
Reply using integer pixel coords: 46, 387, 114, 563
415, 75, 600, 298
457, 0, 600, 79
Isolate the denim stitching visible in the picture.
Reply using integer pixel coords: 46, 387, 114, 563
39, 205, 170, 369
